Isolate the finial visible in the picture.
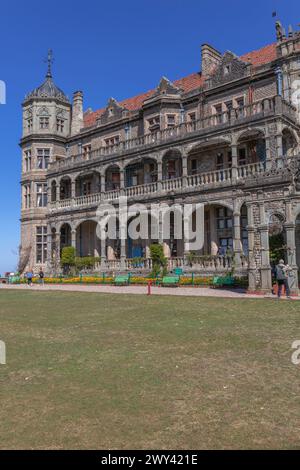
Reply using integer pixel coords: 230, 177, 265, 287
45, 49, 54, 78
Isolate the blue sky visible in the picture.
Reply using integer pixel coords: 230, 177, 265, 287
0, 0, 297, 273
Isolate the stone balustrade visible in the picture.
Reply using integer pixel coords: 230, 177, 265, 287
48, 96, 297, 172
96, 255, 248, 273
48, 162, 269, 211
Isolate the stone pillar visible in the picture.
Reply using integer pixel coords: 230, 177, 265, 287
209, 206, 218, 255
258, 202, 272, 292
231, 144, 238, 182
183, 213, 189, 263
247, 203, 257, 291
100, 237, 106, 269
157, 159, 162, 191
56, 182, 60, 202
107, 242, 115, 260
285, 200, 299, 295
120, 239, 126, 269
46, 226, 52, 273
71, 229, 76, 250
232, 201, 242, 267
71, 180, 76, 199
182, 153, 188, 188
100, 172, 106, 194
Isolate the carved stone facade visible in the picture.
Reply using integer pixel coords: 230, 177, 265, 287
19, 27, 300, 293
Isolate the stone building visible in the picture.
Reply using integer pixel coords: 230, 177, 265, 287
20, 23, 300, 293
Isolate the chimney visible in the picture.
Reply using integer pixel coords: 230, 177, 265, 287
71, 90, 83, 135
201, 44, 222, 76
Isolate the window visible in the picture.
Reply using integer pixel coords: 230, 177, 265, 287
39, 116, 49, 129
56, 118, 64, 132
217, 207, 233, 229
104, 135, 120, 147
37, 148, 50, 169
36, 183, 48, 207
36, 226, 47, 264
83, 145, 92, 159
148, 116, 160, 132
23, 184, 31, 209
27, 116, 33, 131
214, 104, 223, 124
241, 205, 248, 255
227, 150, 232, 168
236, 97, 244, 108
24, 150, 32, 172
166, 114, 176, 128
225, 101, 233, 111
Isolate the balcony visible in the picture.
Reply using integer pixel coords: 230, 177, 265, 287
48, 96, 297, 173
49, 161, 266, 212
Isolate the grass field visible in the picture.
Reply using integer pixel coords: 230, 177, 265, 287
0, 290, 300, 449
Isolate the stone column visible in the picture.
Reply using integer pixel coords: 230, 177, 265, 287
232, 200, 242, 267
100, 172, 106, 195
183, 212, 189, 263
46, 226, 52, 274
157, 159, 162, 191
71, 180, 76, 199
231, 144, 238, 182
285, 200, 299, 295
209, 206, 218, 255
71, 229, 76, 250
258, 202, 272, 292
246, 203, 257, 291
56, 182, 60, 202
107, 242, 115, 260
100, 237, 106, 269
120, 239, 126, 269
182, 153, 188, 188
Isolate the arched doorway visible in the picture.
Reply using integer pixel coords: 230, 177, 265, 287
76, 220, 100, 257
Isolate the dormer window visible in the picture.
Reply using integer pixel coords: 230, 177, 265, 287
40, 116, 49, 129
224, 65, 231, 75
148, 115, 160, 133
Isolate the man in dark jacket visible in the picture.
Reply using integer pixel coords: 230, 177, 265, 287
275, 259, 291, 298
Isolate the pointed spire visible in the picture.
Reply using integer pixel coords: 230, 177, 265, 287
45, 49, 54, 78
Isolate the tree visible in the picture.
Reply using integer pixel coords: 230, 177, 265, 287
149, 244, 167, 277
60, 246, 76, 274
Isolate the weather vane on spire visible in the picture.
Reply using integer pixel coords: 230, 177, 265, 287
45, 49, 54, 78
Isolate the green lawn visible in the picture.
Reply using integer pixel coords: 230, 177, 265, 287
0, 290, 300, 449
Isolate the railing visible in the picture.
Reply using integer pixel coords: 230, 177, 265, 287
98, 256, 248, 272
49, 162, 268, 211
49, 96, 297, 172
237, 161, 265, 178
187, 168, 232, 187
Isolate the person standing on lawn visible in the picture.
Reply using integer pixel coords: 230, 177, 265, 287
38, 268, 44, 286
26, 270, 34, 286
275, 259, 291, 299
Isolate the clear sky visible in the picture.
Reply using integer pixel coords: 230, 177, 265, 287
0, 0, 298, 274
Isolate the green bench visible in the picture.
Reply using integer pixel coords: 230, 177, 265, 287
161, 275, 180, 287
212, 276, 235, 288
114, 274, 130, 285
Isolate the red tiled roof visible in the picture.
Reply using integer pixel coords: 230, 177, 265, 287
84, 43, 277, 128
240, 43, 277, 67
